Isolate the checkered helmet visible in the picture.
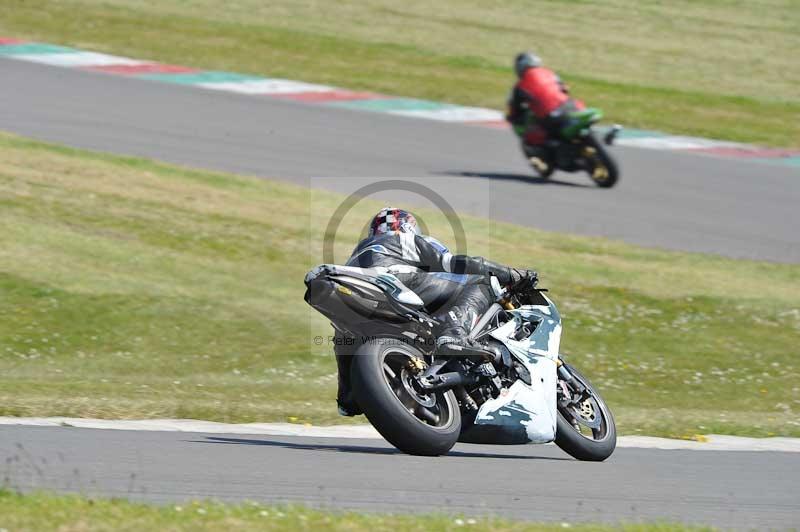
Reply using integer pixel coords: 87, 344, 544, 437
368, 207, 420, 237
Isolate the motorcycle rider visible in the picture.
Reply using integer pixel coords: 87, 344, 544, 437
334, 207, 536, 416
507, 51, 585, 173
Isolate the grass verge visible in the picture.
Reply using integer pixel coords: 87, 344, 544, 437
0, 0, 798, 147
0, 490, 710, 531
0, 131, 798, 437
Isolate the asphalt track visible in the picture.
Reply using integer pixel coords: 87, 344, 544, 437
1, 57, 799, 262
1, 426, 798, 529
2, 57, 800, 528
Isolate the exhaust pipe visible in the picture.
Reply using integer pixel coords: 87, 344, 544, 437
419, 371, 477, 392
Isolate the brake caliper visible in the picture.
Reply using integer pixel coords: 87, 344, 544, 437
406, 356, 427, 374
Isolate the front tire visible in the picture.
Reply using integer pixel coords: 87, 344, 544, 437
555, 364, 617, 461
585, 135, 619, 188
351, 339, 461, 456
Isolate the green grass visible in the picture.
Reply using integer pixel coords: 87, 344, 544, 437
0, 131, 799, 437
1, 0, 799, 147
0, 490, 711, 531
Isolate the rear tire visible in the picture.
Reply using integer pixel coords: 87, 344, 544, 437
351, 339, 461, 456
585, 135, 619, 188
555, 364, 616, 461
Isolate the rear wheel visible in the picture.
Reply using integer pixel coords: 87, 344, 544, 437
351, 339, 461, 456
584, 135, 619, 188
555, 363, 616, 461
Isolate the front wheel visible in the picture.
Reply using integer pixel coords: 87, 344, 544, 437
555, 362, 617, 461
583, 135, 619, 188
351, 339, 461, 456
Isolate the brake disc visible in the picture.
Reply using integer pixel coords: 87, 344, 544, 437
573, 397, 602, 429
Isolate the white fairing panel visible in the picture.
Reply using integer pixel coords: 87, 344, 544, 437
473, 358, 558, 443
468, 300, 561, 443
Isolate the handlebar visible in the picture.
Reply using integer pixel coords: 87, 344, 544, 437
499, 270, 541, 309
509, 270, 538, 294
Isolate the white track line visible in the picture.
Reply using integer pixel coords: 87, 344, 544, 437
1, 417, 797, 452
389, 107, 505, 122
9, 51, 144, 67
197, 79, 336, 95
615, 136, 746, 150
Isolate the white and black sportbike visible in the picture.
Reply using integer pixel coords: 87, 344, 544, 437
305, 266, 616, 461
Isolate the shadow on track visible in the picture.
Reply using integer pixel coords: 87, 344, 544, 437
440, 171, 592, 188
193, 436, 570, 461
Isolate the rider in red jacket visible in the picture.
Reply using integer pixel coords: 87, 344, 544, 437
507, 52, 585, 170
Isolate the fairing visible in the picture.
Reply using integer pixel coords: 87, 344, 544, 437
561, 108, 603, 139
468, 296, 560, 444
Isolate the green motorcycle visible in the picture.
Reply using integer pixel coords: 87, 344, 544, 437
519, 108, 621, 188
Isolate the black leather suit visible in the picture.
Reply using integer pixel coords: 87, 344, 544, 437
335, 231, 521, 413
346, 232, 518, 331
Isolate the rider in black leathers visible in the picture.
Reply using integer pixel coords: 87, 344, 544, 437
335, 207, 536, 416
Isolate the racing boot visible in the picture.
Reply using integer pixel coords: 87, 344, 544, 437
436, 325, 497, 361
435, 323, 471, 356
434, 288, 495, 360
523, 143, 551, 176
334, 346, 363, 417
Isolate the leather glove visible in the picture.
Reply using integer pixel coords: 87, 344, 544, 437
509, 268, 538, 286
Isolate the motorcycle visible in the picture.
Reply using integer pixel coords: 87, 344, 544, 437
521, 107, 621, 188
304, 265, 616, 461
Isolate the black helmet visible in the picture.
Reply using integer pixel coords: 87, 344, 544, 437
514, 52, 542, 78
